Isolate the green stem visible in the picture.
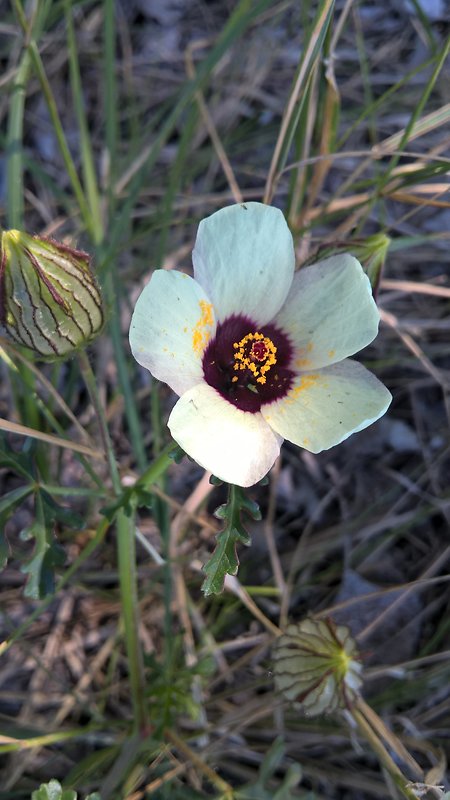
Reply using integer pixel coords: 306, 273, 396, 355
105, 268, 147, 472
151, 386, 172, 675
77, 359, 177, 733
135, 441, 177, 491
116, 507, 146, 733
78, 349, 147, 732
351, 706, 420, 800
78, 349, 121, 495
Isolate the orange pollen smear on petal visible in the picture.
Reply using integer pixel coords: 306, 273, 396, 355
232, 331, 277, 385
285, 374, 319, 403
295, 341, 314, 370
192, 300, 214, 354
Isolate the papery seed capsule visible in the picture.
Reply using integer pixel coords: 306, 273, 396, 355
0, 230, 103, 358
273, 617, 363, 716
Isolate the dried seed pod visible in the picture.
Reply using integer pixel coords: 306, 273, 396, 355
0, 230, 103, 358
273, 617, 363, 716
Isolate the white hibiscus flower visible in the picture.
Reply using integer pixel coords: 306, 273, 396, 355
129, 202, 391, 487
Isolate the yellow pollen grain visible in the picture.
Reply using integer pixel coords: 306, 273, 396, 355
192, 299, 214, 354
232, 331, 277, 385
328, 349, 335, 358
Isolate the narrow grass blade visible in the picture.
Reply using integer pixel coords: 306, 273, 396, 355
264, 0, 335, 204
64, 0, 103, 243
0, 417, 104, 459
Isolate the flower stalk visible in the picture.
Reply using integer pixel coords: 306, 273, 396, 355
351, 702, 421, 800
78, 351, 146, 733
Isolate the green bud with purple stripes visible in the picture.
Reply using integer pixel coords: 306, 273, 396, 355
0, 230, 103, 358
273, 617, 363, 716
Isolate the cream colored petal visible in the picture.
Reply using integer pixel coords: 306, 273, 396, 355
168, 382, 282, 487
262, 359, 391, 452
193, 202, 295, 324
129, 270, 215, 396
275, 254, 380, 371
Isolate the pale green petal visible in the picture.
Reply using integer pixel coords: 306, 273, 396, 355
193, 202, 295, 325
168, 382, 282, 487
129, 270, 216, 396
274, 254, 380, 371
262, 359, 391, 453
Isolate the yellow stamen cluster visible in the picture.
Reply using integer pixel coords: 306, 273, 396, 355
232, 332, 277, 385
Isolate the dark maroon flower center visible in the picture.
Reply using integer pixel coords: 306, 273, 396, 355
202, 315, 295, 412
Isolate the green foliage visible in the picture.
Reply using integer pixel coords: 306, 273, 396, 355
2, 1, 449, 798
303, 233, 391, 293
202, 484, 262, 596
31, 778, 101, 800
235, 738, 306, 799
100, 443, 183, 522
100, 485, 153, 522
20, 516, 66, 599
0, 484, 34, 567
169, 443, 185, 464
145, 645, 215, 728
0, 438, 82, 598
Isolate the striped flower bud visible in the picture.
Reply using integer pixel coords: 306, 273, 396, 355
0, 230, 103, 358
350, 233, 390, 294
273, 617, 362, 716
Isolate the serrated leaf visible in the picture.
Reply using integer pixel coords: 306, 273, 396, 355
40, 490, 85, 529
21, 518, 66, 599
213, 503, 228, 520
201, 526, 242, 595
202, 485, 255, 595
240, 496, 262, 521
0, 438, 35, 480
0, 484, 34, 516
0, 485, 35, 571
